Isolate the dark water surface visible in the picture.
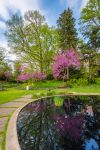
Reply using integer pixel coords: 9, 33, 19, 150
17, 96, 100, 150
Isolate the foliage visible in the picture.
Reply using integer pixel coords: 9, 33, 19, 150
0, 47, 5, 64
77, 78, 88, 86
78, 38, 100, 80
79, 0, 100, 80
52, 49, 80, 80
46, 74, 54, 80
0, 47, 12, 81
94, 78, 100, 85
69, 68, 83, 79
79, 0, 100, 51
80, 0, 100, 31
57, 8, 78, 50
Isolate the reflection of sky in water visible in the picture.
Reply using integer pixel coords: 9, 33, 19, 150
86, 106, 94, 117
17, 96, 100, 150
84, 138, 99, 150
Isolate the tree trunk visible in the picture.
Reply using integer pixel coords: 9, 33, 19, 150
67, 67, 69, 80
40, 61, 43, 73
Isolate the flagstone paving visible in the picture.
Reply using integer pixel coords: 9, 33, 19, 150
0, 117, 8, 132
0, 108, 16, 117
0, 101, 27, 108
0, 95, 33, 149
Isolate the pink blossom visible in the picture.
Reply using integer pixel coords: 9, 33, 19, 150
17, 72, 46, 82
17, 73, 31, 82
31, 72, 46, 81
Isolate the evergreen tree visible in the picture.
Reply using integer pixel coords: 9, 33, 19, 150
57, 8, 78, 50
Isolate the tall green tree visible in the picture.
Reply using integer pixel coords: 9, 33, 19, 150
80, 0, 100, 30
79, 0, 100, 79
5, 10, 58, 73
80, 0, 100, 51
57, 8, 78, 50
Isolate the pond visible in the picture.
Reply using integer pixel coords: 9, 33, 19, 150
17, 96, 100, 150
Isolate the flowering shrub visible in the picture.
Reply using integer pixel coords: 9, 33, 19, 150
31, 72, 46, 81
17, 72, 46, 82
17, 73, 31, 82
52, 49, 80, 80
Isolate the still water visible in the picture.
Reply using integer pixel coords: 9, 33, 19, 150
17, 96, 100, 150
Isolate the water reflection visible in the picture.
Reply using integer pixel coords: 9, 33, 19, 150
17, 96, 100, 150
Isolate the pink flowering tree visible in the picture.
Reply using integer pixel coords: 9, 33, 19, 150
17, 73, 31, 82
31, 72, 47, 81
52, 49, 80, 80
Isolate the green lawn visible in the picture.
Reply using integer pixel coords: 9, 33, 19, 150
0, 84, 100, 104
0, 88, 32, 104
68, 85, 100, 93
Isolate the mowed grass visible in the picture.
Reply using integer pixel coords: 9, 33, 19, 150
68, 85, 100, 93
0, 84, 100, 104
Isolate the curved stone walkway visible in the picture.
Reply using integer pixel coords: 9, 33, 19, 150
0, 95, 33, 150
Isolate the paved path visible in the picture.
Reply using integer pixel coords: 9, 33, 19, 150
0, 95, 33, 150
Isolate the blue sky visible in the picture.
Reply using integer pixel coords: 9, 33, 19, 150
0, 0, 89, 52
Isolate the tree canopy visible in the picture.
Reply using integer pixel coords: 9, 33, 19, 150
6, 10, 59, 73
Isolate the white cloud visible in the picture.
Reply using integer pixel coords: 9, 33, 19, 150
0, 21, 6, 29
0, 40, 17, 61
0, 0, 9, 19
0, 0, 45, 20
0, 0, 50, 30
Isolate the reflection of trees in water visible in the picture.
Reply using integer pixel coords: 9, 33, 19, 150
54, 115, 84, 150
54, 97, 84, 150
17, 96, 100, 150
17, 99, 62, 150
